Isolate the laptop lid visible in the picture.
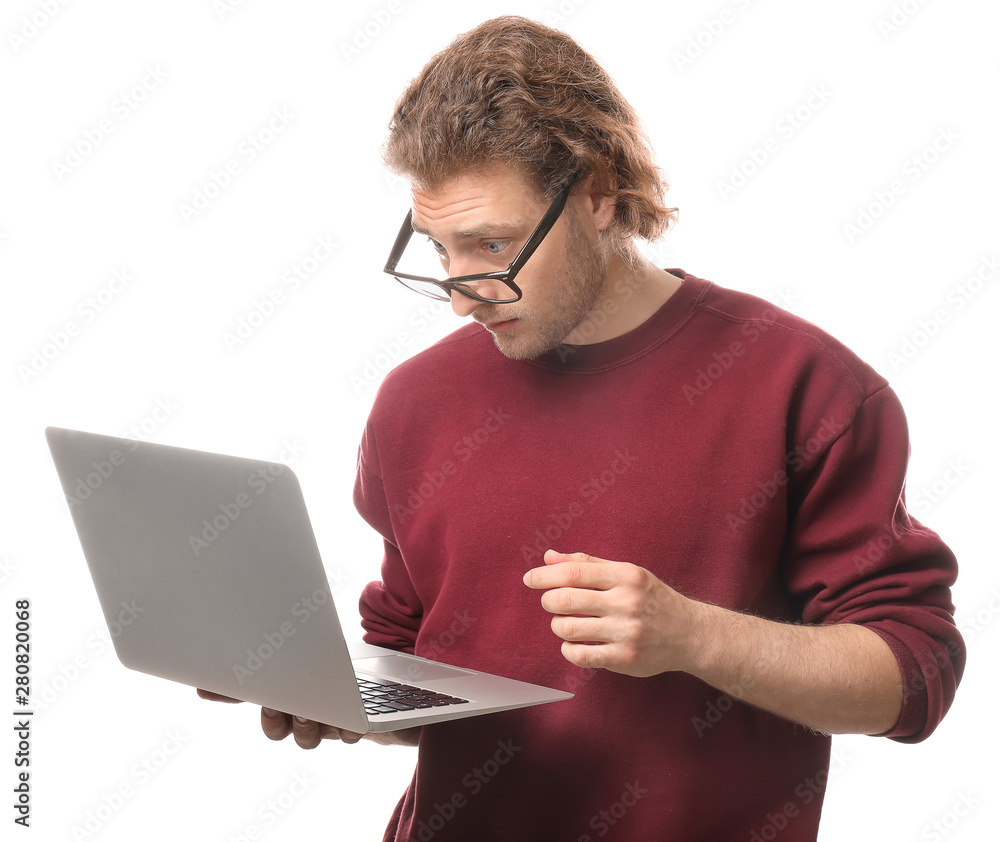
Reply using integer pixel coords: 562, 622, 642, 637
44, 426, 371, 733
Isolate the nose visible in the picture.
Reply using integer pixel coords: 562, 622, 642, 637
450, 288, 480, 318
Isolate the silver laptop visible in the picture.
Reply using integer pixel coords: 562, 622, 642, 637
44, 426, 572, 733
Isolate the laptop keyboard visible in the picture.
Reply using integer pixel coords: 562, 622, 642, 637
356, 676, 470, 716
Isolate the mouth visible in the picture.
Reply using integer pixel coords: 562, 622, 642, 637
481, 318, 519, 334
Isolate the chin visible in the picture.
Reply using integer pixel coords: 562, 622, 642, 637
491, 332, 557, 361
491, 335, 532, 360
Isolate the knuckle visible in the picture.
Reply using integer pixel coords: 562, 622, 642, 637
576, 645, 600, 669
561, 640, 584, 665
261, 712, 289, 741
623, 617, 645, 641
553, 589, 575, 614
293, 718, 317, 744
552, 615, 572, 638
622, 642, 641, 663
622, 564, 645, 587
625, 594, 648, 620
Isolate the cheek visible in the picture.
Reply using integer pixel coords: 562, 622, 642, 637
518, 249, 570, 306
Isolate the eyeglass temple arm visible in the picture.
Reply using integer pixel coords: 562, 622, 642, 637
384, 209, 415, 273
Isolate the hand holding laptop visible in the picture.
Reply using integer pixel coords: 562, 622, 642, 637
195, 688, 422, 748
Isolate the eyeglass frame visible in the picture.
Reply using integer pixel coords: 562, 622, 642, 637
383, 169, 582, 303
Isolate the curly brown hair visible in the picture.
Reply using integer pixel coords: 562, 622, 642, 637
382, 16, 678, 260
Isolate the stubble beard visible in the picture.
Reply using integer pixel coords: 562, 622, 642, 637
478, 216, 609, 361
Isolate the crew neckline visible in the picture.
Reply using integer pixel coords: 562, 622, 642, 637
526, 269, 708, 372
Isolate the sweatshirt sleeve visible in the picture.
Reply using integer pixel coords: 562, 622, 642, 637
782, 384, 965, 743
353, 420, 422, 654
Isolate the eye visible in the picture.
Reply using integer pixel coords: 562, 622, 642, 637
484, 241, 510, 255
427, 237, 447, 254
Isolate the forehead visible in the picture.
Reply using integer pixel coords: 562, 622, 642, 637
409, 167, 547, 233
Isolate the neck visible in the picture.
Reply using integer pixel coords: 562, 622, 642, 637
561, 252, 683, 346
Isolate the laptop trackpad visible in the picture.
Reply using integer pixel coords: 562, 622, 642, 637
355, 655, 474, 683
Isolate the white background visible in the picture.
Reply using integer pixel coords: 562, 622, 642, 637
2, 0, 997, 839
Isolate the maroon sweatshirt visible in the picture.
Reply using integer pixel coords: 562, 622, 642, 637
353, 270, 964, 841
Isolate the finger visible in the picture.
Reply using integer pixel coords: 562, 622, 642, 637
560, 640, 613, 669
523, 556, 616, 591
293, 715, 324, 750
337, 728, 364, 745
550, 613, 611, 643
261, 707, 292, 741
543, 549, 596, 565
197, 688, 244, 703
539, 586, 608, 618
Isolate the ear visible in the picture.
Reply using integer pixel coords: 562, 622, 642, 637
579, 163, 618, 234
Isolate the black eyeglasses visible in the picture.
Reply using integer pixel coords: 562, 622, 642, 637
383, 170, 581, 303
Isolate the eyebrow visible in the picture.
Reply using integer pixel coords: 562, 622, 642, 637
410, 220, 521, 239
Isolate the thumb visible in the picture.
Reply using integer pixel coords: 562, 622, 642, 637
197, 688, 244, 704
544, 549, 595, 565
543, 549, 569, 565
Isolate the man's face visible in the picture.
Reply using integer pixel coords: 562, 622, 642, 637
409, 168, 609, 360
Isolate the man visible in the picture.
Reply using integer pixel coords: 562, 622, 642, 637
214, 16, 965, 841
